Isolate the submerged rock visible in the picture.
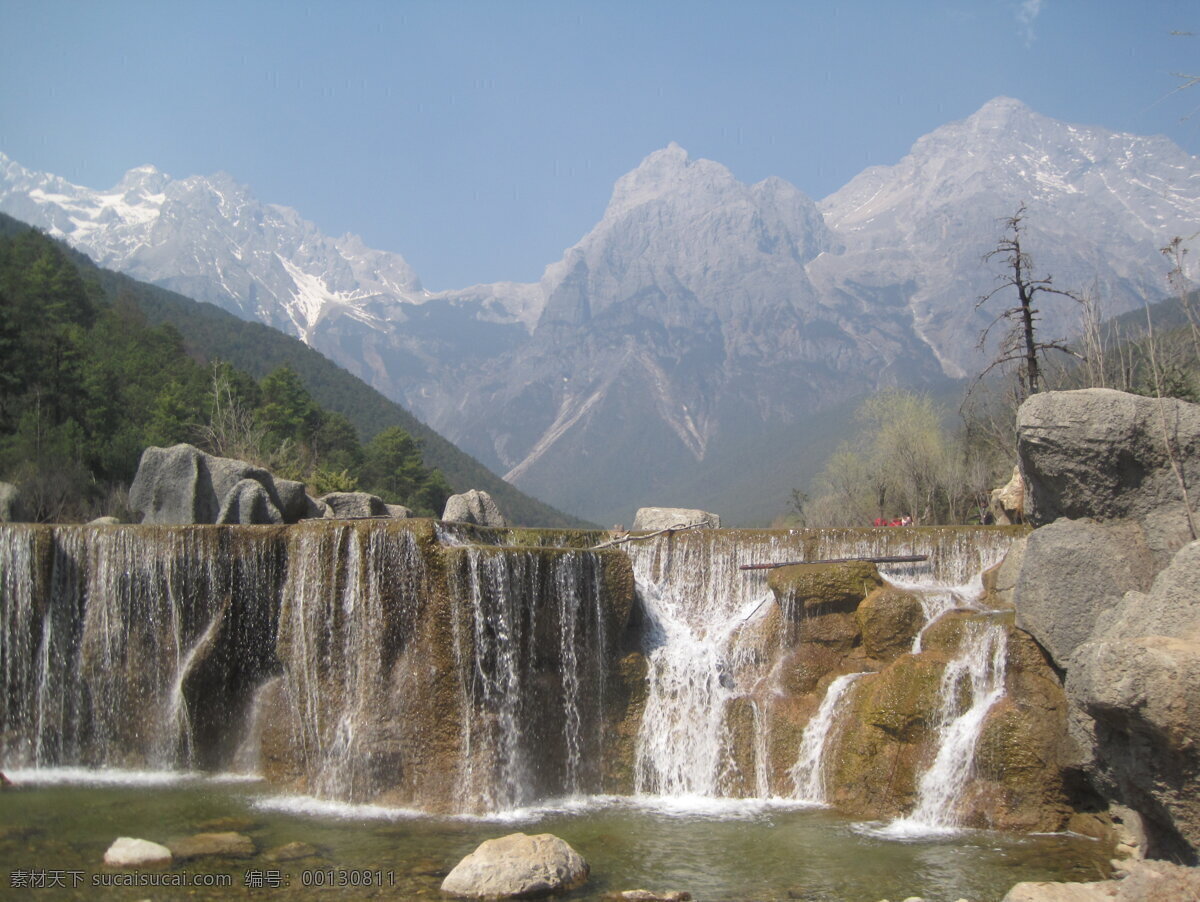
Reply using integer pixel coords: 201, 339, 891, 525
441, 832, 588, 898
631, 507, 719, 530
168, 831, 256, 860
103, 837, 172, 868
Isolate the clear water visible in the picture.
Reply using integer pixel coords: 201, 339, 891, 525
0, 772, 1111, 901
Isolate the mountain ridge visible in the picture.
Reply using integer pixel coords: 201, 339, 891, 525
3, 97, 1198, 524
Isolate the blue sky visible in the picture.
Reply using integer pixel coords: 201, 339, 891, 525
1, 0, 1197, 290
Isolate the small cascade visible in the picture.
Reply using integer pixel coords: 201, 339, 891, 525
789, 672, 868, 804
627, 532, 786, 797
891, 618, 1009, 833
447, 544, 612, 812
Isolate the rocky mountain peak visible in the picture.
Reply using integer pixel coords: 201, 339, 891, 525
114, 163, 168, 195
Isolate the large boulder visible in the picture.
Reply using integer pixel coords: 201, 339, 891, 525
1017, 389, 1200, 555
1066, 540, 1200, 859
443, 489, 508, 527
129, 444, 296, 525
632, 507, 720, 530
318, 491, 389, 519
1004, 519, 1157, 670
217, 478, 285, 525
440, 832, 588, 899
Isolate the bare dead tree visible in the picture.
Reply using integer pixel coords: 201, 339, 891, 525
975, 204, 1084, 402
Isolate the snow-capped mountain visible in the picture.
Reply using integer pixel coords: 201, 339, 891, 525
818, 97, 1200, 375
0, 151, 428, 342
3, 98, 1198, 523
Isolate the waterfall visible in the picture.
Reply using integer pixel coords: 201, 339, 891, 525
1, 521, 1022, 822
889, 618, 1009, 834
447, 543, 611, 813
789, 672, 868, 804
624, 527, 1018, 804
627, 532, 784, 798
0, 524, 283, 772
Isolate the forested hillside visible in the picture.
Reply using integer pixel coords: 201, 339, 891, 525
0, 214, 588, 526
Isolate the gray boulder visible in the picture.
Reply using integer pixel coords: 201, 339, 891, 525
88, 516, 121, 526
217, 478, 284, 525
443, 490, 508, 527
1006, 518, 1157, 670
1017, 389, 1200, 555
273, 478, 310, 522
1066, 540, 1200, 859
632, 507, 720, 530
0, 481, 27, 522
319, 491, 389, 519
385, 503, 413, 519
129, 444, 295, 525
441, 832, 588, 899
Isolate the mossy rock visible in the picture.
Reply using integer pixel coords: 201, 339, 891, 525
851, 654, 943, 742
855, 588, 924, 660
769, 561, 883, 618
795, 610, 860, 651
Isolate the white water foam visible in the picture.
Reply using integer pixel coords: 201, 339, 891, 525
790, 673, 869, 804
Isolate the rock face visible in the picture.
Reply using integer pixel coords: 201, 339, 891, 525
129, 444, 300, 525
103, 837, 172, 868
1005, 519, 1157, 670
631, 507, 720, 530
1066, 541, 1200, 859
1010, 389, 1200, 860
1017, 389, 1200, 557
440, 832, 589, 899
990, 466, 1025, 525
442, 489, 507, 527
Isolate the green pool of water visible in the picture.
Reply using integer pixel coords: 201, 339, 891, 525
0, 773, 1111, 901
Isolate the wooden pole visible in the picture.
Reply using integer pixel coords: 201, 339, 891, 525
738, 554, 929, 571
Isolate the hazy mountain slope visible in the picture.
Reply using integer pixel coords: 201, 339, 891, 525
818, 97, 1200, 376
0, 212, 589, 527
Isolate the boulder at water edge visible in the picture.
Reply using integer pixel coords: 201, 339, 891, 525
443, 489, 508, 527
103, 837, 172, 868
631, 507, 720, 530
440, 832, 588, 899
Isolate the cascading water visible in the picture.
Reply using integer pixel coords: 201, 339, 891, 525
625, 532, 785, 798
447, 543, 613, 813
624, 527, 1020, 806
1, 521, 1026, 827
889, 618, 1009, 833
789, 672, 868, 804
